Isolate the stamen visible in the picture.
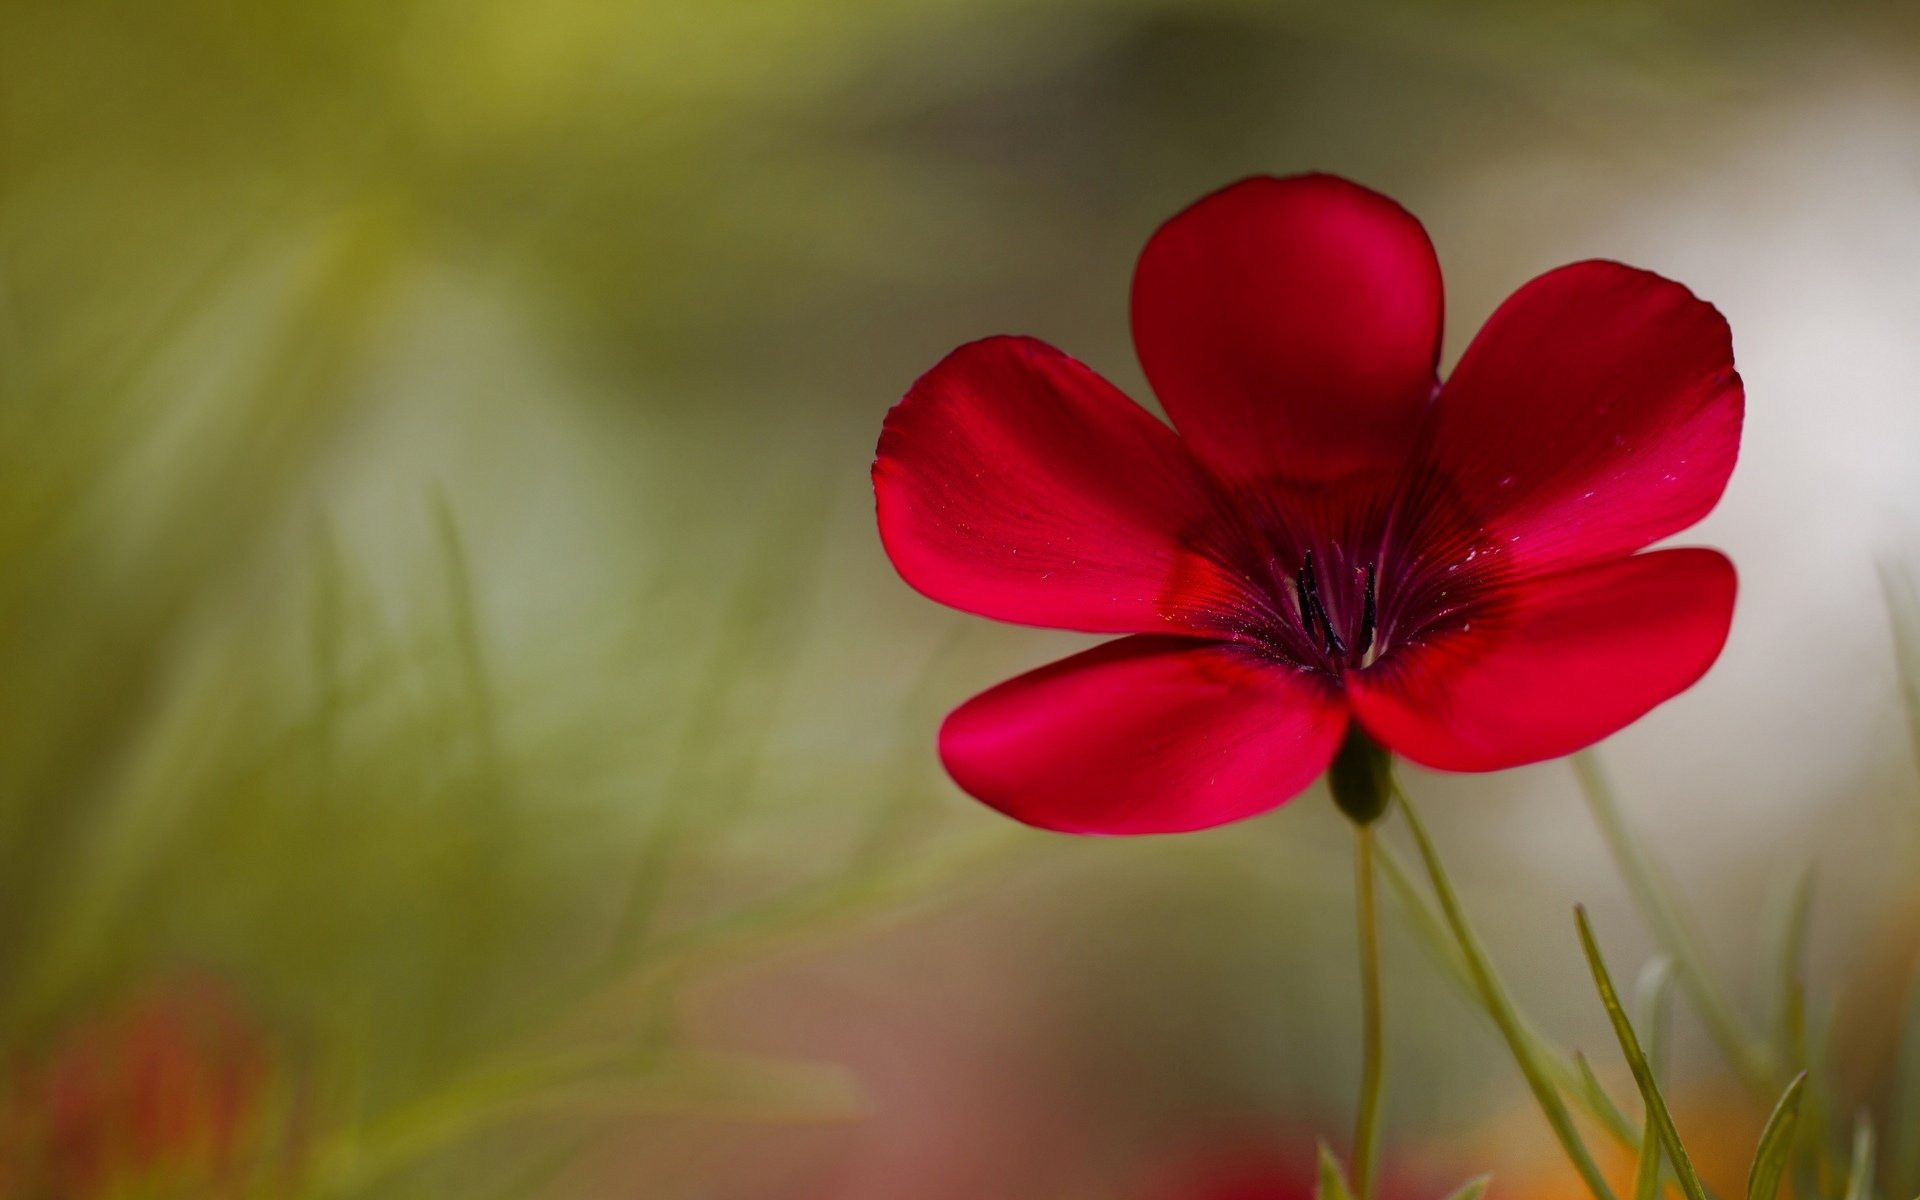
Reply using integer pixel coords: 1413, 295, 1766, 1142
1297, 551, 1345, 657
1294, 558, 1320, 644
1358, 563, 1377, 655
1321, 617, 1347, 658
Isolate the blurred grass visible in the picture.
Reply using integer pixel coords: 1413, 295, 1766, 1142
5, 0, 1920, 1194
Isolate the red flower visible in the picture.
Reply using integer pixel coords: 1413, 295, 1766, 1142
0, 976, 281, 1198
873, 174, 1741, 834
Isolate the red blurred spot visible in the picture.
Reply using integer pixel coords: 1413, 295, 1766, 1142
0, 975, 280, 1198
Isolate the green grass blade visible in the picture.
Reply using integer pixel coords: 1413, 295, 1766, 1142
1879, 562, 1920, 779
1631, 957, 1676, 1200
1399, 797, 1617, 1200
1574, 905, 1709, 1200
1377, 842, 1636, 1149
1894, 963, 1920, 1198
1634, 957, 1676, 1068
432, 490, 506, 800
1747, 1072, 1809, 1200
1441, 1176, 1492, 1200
1573, 1051, 1635, 1144
614, 483, 834, 957
1573, 751, 1773, 1093
1767, 865, 1816, 1069
1842, 1113, 1875, 1200
1630, 1085, 1665, 1200
1319, 1140, 1358, 1200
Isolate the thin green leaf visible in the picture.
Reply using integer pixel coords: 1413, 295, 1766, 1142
1893, 956, 1920, 1196
1842, 1113, 1875, 1200
1376, 841, 1636, 1150
1441, 1176, 1492, 1200
1319, 1140, 1358, 1200
311, 1048, 864, 1196
1573, 751, 1773, 1093
1573, 1051, 1633, 1144
432, 489, 505, 800
614, 483, 835, 956
1399, 798, 1617, 1200
1634, 957, 1676, 1063
1631, 958, 1676, 1200
1574, 905, 1708, 1200
1878, 562, 1920, 778
1747, 1072, 1809, 1200
1631, 1095, 1666, 1200
1767, 865, 1816, 1069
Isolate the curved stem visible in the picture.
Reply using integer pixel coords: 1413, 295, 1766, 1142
1351, 822, 1385, 1200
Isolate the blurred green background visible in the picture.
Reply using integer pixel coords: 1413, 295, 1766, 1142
4, 0, 1920, 1196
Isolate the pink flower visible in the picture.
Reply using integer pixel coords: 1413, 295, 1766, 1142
874, 174, 1741, 834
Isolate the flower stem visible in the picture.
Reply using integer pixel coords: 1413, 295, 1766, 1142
1396, 789, 1618, 1200
1351, 821, 1385, 1200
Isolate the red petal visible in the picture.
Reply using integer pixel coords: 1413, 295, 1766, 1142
1130, 174, 1444, 487
1347, 549, 1735, 771
1402, 261, 1743, 577
940, 636, 1348, 834
875, 336, 1251, 634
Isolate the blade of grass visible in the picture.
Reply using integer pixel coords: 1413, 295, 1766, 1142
847, 622, 971, 870
1573, 751, 1773, 1093
1319, 1141, 1358, 1200
1441, 1177, 1492, 1200
1398, 795, 1617, 1200
1635, 958, 1676, 1058
1881, 565, 1920, 1200
432, 489, 506, 805
1572, 1051, 1629, 1138
1632, 957, 1676, 1200
1759, 864, 1833, 1200
1842, 1113, 1875, 1200
1879, 563, 1920, 779
1574, 904, 1709, 1200
1377, 841, 1636, 1148
311, 1048, 864, 1197
613, 481, 834, 957
1747, 1073, 1809, 1200
1894, 963, 1920, 1198
1767, 866, 1816, 1070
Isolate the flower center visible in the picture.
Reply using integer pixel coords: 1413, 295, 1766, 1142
1289, 550, 1379, 672
1297, 549, 1374, 664
1170, 474, 1503, 679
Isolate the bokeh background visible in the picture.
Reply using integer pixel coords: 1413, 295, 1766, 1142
4, 0, 1920, 1196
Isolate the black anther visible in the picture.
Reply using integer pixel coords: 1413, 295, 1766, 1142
1358, 563, 1377, 654
1295, 562, 1320, 644
1297, 551, 1345, 657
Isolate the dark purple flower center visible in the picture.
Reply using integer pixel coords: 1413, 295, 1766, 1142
1191, 481, 1510, 678
1292, 550, 1375, 665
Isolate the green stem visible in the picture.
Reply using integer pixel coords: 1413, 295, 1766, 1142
1351, 821, 1385, 1200
1397, 790, 1617, 1200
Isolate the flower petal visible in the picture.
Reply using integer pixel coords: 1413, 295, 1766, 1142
1346, 548, 1736, 772
1401, 261, 1743, 576
875, 336, 1250, 634
940, 636, 1348, 834
1130, 174, 1444, 486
